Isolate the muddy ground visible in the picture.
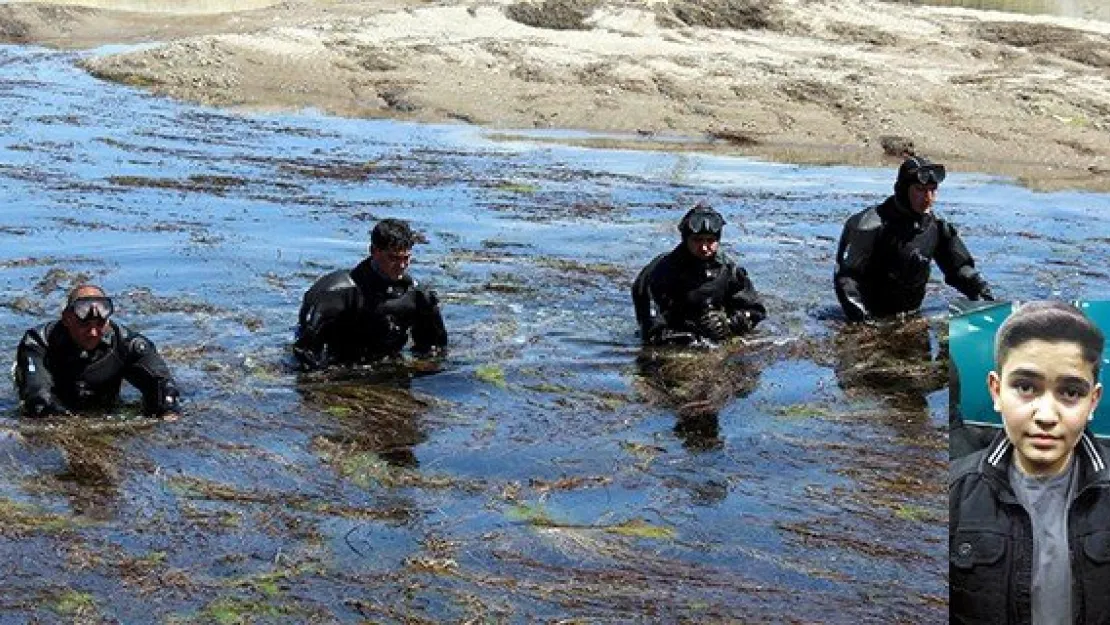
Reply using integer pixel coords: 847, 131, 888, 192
1, 0, 1109, 191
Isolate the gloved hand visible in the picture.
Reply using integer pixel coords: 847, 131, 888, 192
843, 295, 872, 323
977, 283, 995, 302
697, 309, 731, 342
728, 310, 755, 335
641, 317, 668, 345
147, 380, 181, 417
26, 394, 67, 418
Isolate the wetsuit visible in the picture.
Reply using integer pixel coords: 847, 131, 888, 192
834, 196, 992, 321
632, 243, 766, 344
15, 320, 180, 417
294, 257, 447, 368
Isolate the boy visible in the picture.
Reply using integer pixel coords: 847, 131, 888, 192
950, 301, 1107, 624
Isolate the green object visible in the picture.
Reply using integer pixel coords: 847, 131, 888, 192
950, 300, 1110, 438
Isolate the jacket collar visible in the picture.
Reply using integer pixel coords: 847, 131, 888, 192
980, 429, 1110, 498
877, 195, 933, 231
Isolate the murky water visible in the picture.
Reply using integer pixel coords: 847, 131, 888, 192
0, 44, 1108, 623
914, 0, 1110, 21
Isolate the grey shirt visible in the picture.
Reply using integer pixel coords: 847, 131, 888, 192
1010, 457, 1078, 625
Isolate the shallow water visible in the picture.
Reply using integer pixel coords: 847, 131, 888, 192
0, 44, 1108, 623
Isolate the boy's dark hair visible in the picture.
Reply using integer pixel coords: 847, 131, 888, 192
370, 218, 417, 252
994, 300, 1104, 379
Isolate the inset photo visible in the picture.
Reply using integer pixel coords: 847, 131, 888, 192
949, 300, 1109, 624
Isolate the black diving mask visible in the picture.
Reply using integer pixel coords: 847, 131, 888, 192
907, 163, 946, 185
68, 296, 114, 322
682, 210, 726, 237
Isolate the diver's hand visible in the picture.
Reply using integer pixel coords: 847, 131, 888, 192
728, 310, 756, 335
697, 310, 731, 342
26, 395, 68, 418
641, 318, 668, 345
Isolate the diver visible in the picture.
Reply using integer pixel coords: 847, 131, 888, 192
14, 284, 181, 418
632, 202, 766, 346
294, 218, 447, 369
834, 156, 994, 322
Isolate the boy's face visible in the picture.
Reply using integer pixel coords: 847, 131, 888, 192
989, 339, 1103, 477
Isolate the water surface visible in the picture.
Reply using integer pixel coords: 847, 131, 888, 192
0, 45, 1107, 623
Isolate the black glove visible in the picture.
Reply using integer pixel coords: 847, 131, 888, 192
977, 283, 995, 302
146, 379, 181, 417
26, 395, 67, 418
641, 317, 668, 345
843, 294, 872, 323
729, 310, 755, 335
697, 310, 730, 342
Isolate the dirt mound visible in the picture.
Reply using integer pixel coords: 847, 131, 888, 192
504, 0, 600, 30
0, 5, 97, 43
977, 20, 1110, 68
977, 21, 1078, 48
658, 0, 787, 30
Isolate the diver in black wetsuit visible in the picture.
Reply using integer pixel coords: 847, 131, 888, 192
632, 202, 766, 345
14, 284, 181, 418
294, 218, 447, 369
834, 156, 994, 322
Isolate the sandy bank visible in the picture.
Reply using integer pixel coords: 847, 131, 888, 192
2, 0, 1110, 190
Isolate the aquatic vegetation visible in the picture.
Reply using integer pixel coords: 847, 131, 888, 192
475, 364, 508, 387
604, 519, 675, 540
493, 181, 541, 194
51, 590, 97, 617
0, 497, 88, 534
195, 597, 292, 624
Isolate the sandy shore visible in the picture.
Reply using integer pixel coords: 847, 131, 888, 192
2, 0, 1110, 190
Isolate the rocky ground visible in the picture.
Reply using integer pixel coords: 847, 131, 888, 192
3, 0, 1110, 190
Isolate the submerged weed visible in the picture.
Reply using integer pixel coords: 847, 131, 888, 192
475, 364, 508, 388
494, 181, 540, 194
0, 498, 85, 534
52, 590, 97, 616
199, 597, 287, 624
604, 519, 676, 540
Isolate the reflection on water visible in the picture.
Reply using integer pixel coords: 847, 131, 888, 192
4, 0, 280, 14
912, 0, 1110, 20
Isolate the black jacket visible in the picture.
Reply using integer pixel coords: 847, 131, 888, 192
834, 196, 991, 321
950, 431, 1110, 625
294, 257, 447, 368
631, 243, 766, 343
15, 320, 178, 416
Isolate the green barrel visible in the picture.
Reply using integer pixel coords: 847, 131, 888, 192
950, 300, 1110, 438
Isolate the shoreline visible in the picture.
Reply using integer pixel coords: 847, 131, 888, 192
2, 0, 1110, 191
